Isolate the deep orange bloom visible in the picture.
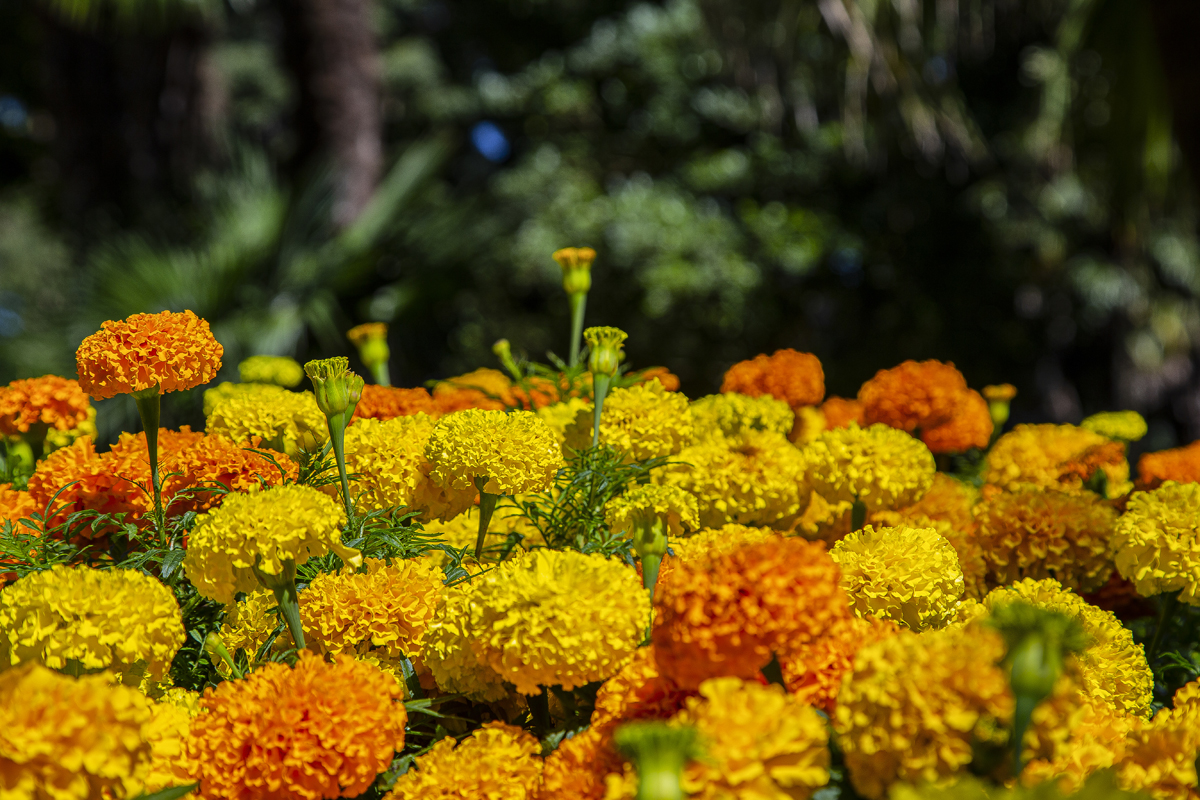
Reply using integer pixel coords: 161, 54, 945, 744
858, 359, 968, 433
720, 349, 825, 409
185, 652, 406, 800
820, 396, 864, 429
75, 310, 223, 399
1136, 440, 1200, 490
778, 615, 900, 714
431, 369, 511, 413
352, 385, 440, 421
27, 437, 143, 533
539, 726, 624, 800
0, 376, 90, 435
919, 388, 993, 453
0, 483, 39, 585
636, 367, 681, 392
653, 537, 849, 689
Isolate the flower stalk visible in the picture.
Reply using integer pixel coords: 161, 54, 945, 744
553, 247, 595, 367
585, 326, 627, 447
254, 559, 306, 651
131, 385, 166, 531
474, 475, 500, 559
306, 358, 364, 520
613, 721, 702, 800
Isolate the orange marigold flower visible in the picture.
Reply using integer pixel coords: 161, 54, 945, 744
432, 368, 512, 412
973, 486, 1117, 593
0, 483, 37, 526
720, 349, 825, 409
858, 360, 985, 445
160, 431, 298, 513
0, 375, 90, 435
185, 652, 406, 800
778, 614, 900, 714
352, 385, 440, 422
635, 367, 681, 392
652, 537, 849, 689
592, 647, 694, 730
1136, 440, 1200, 490
820, 396, 863, 429
75, 310, 223, 399
541, 726, 625, 800
27, 437, 143, 533
919, 388, 993, 453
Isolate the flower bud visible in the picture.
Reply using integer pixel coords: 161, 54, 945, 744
983, 384, 1017, 429
613, 721, 702, 800
585, 326, 627, 378
305, 357, 364, 418
553, 247, 596, 296
493, 338, 521, 380
347, 323, 390, 374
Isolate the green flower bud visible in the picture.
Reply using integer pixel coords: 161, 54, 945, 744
305, 357, 364, 418
613, 721, 702, 800
553, 247, 595, 296
585, 326, 627, 378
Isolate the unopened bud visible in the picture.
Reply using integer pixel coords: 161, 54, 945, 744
347, 323, 390, 373
305, 357, 364, 418
585, 326, 627, 378
553, 247, 596, 296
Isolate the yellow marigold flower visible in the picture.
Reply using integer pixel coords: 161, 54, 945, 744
720, 349, 825, 409
982, 578, 1153, 718
185, 652, 406, 800
217, 589, 287, 672
1118, 701, 1200, 800
76, 309, 223, 399
0, 565, 184, 679
0, 375, 90, 435
1021, 691, 1134, 795
984, 423, 1131, 497
237, 354, 305, 388
834, 625, 1013, 800
674, 677, 830, 800
778, 615, 900, 714
537, 397, 591, 443
564, 381, 694, 460
385, 722, 542, 800
659, 429, 808, 529
606, 484, 699, 539
0, 663, 162, 800
301, 558, 443, 659
688, 392, 794, 439
434, 549, 648, 694
653, 537, 848, 689
974, 486, 1117, 593
142, 695, 195, 793
1082, 411, 1148, 442
421, 583, 508, 701
182, 484, 357, 604
344, 414, 475, 521
799, 423, 935, 513
426, 409, 563, 496
205, 383, 327, 457
830, 525, 964, 630
1112, 481, 1200, 604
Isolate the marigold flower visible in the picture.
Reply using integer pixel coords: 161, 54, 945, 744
974, 486, 1117, 593
0, 375, 90, 436
858, 359, 969, 432
238, 355, 305, 388
799, 423, 935, 513
778, 614, 900, 714
205, 383, 327, 457
386, 722, 542, 800
159, 430, 298, 513
830, 525, 964, 630
217, 589, 286, 671
301, 558, 443, 659
1136, 441, 1200, 490
606, 484, 699, 540
0, 483, 37, 526
345, 414, 475, 520
185, 652, 406, 800
537, 396, 591, 443
564, 381, 694, 460
834, 625, 1013, 799
720, 349, 825, 409
919, 388, 993, 453
1082, 411, 1148, 442
674, 677, 830, 800
635, 366, 681, 392
426, 409, 563, 496
0, 663, 163, 800
76, 310, 222, 399
689, 392, 794, 439
432, 368, 512, 411
554, 246, 596, 295
182, 484, 356, 604
982, 578, 1153, 718
1020, 690, 1134, 794
0, 565, 184, 679
985, 423, 1131, 497
429, 549, 648, 694
352, 384, 440, 421
655, 525, 779, 589
421, 582, 508, 701
660, 429, 808, 529
653, 537, 848, 689
1112, 481, 1200, 604
821, 396, 864, 428
25, 436, 138, 532
1117, 700, 1200, 800
142, 695, 195, 793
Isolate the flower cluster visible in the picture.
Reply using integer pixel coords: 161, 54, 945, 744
205, 383, 327, 456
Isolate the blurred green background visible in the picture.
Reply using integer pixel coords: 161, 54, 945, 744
2, 0, 1200, 451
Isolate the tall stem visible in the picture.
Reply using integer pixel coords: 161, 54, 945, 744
1147, 591, 1180, 664
568, 293, 587, 368
850, 498, 867, 532
326, 410, 353, 520
371, 362, 391, 387
641, 552, 663, 599
132, 388, 165, 531
592, 373, 612, 448
1011, 693, 1036, 777
474, 476, 499, 559
255, 560, 306, 651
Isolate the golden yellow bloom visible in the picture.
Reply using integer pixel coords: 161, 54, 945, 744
537, 397, 591, 443
830, 525, 964, 630
0, 663, 162, 800
215, 590, 286, 672
0, 565, 184, 679
185, 653, 406, 800
429, 549, 647, 694
1118, 700, 1200, 800
834, 625, 1013, 800
799, 423, 935, 513
974, 486, 1117, 593
182, 484, 356, 604
1112, 481, 1200, 604
688, 392, 794, 439
1082, 411, 1148, 442
982, 578, 1153, 718
426, 409, 564, 496
660, 429, 808, 529
674, 677, 830, 800
985, 423, 1131, 497
385, 722, 542, 800
0, 375, 90, 435
564, 381, 694, 460
420, 583, 508, 701
76, 309, 223, 399
344, 414, 475, 520
606, 484, 699, 539
142, 695, 195, 793
301, 558, 443, 659
1020, 690, 1134, 794
205, 383, 327, 457
237, 355, 305, 388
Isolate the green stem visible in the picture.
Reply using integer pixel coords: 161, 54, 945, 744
371, 362, 391, 387
132, 388, 165, 531
326, 410, 353, 520
256, 560, 306, 651
850, 498, 867, 532
592, 373, 612, 448
1011, 693, 1036, 777
641, 552, 663, 600
1147, 591, 1180, 664
474, 477, 499, 559
568, 292, 587, 368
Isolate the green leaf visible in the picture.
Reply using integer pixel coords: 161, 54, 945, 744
130, 783, 198, 800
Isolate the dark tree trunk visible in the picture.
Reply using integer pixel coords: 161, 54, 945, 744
279, 0, 382, 227
1148, 0, 1200, 193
